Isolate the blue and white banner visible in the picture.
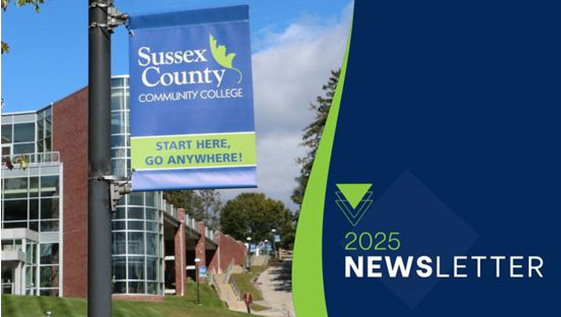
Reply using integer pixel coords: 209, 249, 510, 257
128, 5, 257, 191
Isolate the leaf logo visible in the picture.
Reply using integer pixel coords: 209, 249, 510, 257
209, 34, 243, 86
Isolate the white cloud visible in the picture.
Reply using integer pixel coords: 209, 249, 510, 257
220, 4, 352, 211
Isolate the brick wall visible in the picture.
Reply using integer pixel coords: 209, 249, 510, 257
52, 87, 89, 298
209, 232, 248, 274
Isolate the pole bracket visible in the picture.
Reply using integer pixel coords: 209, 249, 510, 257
89, 1, 130, 34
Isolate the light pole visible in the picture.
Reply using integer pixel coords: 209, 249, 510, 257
264, 239, 269, 256
271, 229, 277, 258
246, 237, 252, 270
194, 257, 201, 304
88, 1, 113, 316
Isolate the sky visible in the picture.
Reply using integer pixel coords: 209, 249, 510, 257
1, 0, 352, 210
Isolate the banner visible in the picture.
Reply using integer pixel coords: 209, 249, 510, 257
128, 5, 257, 191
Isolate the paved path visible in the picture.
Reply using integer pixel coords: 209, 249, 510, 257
254, 261, 295, 317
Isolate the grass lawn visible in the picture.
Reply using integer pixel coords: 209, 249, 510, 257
1, 282, 249, 317
230, 265, 268, 302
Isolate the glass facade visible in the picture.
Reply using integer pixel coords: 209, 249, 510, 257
2, 76, 167, 297
110, 76, 165, 295
1, 110, 61, 296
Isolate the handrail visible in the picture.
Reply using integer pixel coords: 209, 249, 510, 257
230, 273, 241, 301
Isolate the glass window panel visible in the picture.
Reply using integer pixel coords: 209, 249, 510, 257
2, 146, 10, 156
13, 143, 34, 154
111, 135, 125, 147
3, 221, 27, 229
146, 233, 159, 256
128, 281, 145, 294
146, 221, 159, 232
112, 256, 127, 280
40, 198, 59, 219
29, 199, 39, 219
2, 124, 12, 143
37, 120, 44, 139
29, 221, 39, 232
26, 244, 37, 263
40, 266, 59, 287
111, 112, 125, 134
111, 148, 126, 158
40, 176, 59, 197
114, 207, 126, 219
128, 193, 144, 206
29, 177, 39, 197
127, 232, 145, 255
112, 232, 126, 255
40, 220, 59, 232
14, 123, 35, 142
111, 159, 127, 178
146, 282, 158, 294
113, 282, 127, 294
111, 78, 125, 88
39, 289, 59, 296
3, 200, 28, 220
129, 221, 144, 231
145, 208, 158, 221
40, 244, 59, 264
146, 258, 158, 281
112, 221, 126, 231
127, 207, 144, 219
128, 256, 145, 280
45, 136, 52, 152
26, 266, 36, 287
145, 192, 157, 207
4, 178, 28, 199
45, 119, 51, 137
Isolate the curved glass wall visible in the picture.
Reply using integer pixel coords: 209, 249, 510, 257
110, 76, 165, 295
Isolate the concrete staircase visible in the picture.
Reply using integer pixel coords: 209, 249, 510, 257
212, 271, 247, 313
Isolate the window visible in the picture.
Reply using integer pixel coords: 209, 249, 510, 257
3, 178, 28, 199
3, 200, 27, 221
13, 123, 35, 143
40, 198, 59, 219
40, 243, 59, 265
2, 124, 12, 143
2, 146, 10, 156
40, 176, 59, 197
13, 143, 34, 154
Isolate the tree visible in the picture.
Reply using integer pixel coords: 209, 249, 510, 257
292, 69, 341, 207
1, 0, 49, 54
163, 189, 222, 229
220, 193, 295, 248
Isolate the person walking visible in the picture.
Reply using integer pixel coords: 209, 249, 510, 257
243, 291, 253, 314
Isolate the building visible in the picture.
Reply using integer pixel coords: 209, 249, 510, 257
1, 76, 247, 300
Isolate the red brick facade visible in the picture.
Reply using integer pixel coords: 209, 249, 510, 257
52, 87, 89, 298
209, 233, 248, 274
49, 86, 248, 300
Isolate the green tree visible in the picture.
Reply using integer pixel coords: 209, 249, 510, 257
1, 0, 50, 54
163, 189, 222, 229
292, 69, 341, 207
220, 193, 295, 248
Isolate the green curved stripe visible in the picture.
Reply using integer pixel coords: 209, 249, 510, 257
293, 21, 353, 317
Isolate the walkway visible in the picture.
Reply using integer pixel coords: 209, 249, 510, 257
253, 260, 295, 317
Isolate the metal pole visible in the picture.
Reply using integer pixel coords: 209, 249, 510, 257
196, 269, 200, 304
88, 0, 112, 316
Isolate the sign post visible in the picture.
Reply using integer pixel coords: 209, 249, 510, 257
88, 1, 113, 316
